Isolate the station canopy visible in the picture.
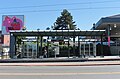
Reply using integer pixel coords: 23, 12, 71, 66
10, 30, 105, 36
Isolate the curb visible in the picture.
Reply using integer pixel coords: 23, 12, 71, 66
0, 63, 120, 66
0, 58, 88, 63
0, 58, 120, 63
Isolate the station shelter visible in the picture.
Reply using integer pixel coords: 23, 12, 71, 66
10, 30, 105, 59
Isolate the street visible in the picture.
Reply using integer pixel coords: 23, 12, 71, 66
0, 65, 120, 79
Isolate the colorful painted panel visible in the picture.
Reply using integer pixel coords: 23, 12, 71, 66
2, 15, 24, 35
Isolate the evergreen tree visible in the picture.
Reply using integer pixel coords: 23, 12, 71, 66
53, 9, 76, 30
46, 27, 50, 30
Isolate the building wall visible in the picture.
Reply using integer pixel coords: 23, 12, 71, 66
0, 31, 3, 53
3, 35, 10, 46
0, 31, 3, 44
0, 31, 10, 54
110, 46, 120, 55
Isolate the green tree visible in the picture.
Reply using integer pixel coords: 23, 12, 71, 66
53, 9, 76, 30
46, 27, 50, 30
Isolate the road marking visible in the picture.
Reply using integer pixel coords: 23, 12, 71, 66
0, 72, 120, 76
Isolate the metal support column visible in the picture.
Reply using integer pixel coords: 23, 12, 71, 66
80, 43, 81, 57
37, 36, 39, 58
101, 35, 104, 57
107, 24, 111, 47
26, 44, 29, 58
47, 39, 49, 58
84, 43, 85, 58
68, 39, 70, 58
14, 36, 17, 58
10, 33, 16, 59
78, 36, 81, 57
93, 42, 96, 57
68, 30, 70, 58
22, 41, 24, 58
40, 36, 43, 58
89, 43, 90, 57
73, 35, 75, 57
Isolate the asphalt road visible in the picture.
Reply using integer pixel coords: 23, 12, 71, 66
0, 65, 120, 79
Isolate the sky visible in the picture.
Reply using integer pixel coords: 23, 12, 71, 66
1, 0, 120, 30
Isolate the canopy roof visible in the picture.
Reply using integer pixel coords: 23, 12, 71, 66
10, 30, 105, 36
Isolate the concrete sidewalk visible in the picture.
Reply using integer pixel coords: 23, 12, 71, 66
0, 56, 119, 66
0, 61, 119, 66
0, 56, 120, 62
88, 56, 120, 61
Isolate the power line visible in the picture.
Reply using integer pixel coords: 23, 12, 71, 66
0, 0, 120, 10
1, 6, 120, 14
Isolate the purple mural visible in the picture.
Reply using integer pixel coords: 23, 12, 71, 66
2, 15, 24, 34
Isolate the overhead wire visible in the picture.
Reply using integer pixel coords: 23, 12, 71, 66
0, 0, 120, 14
0, 0, 120, 10
1, 6, 120, 14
